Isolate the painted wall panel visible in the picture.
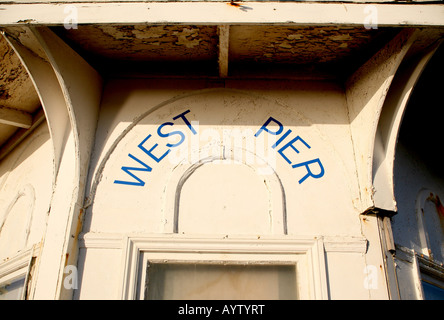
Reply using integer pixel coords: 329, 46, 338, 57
84, 80, 362, 238
74, 248, 122, 300
0, 123, 53, 262
325, 253, 370, 299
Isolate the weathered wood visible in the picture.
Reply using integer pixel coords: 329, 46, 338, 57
0, 2, 443, 27
0, 105, 32, 128
218, 25, 229, 78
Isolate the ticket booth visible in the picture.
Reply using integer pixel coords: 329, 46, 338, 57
0, 2, 443, 300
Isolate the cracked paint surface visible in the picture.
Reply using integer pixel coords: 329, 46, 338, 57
229, 25, 393, 65
0, 35, 40, 147
58, 25, 218, 62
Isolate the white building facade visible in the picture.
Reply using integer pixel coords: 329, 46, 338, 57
0, 1, 443, 300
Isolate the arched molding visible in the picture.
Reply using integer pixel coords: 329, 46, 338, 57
415, 188, 435, 257
2, 27, 70, 182
413, 188, 444, 262
0, 184, 36, 250
84, 87, 312, 210
372, 40, 442, 211
345, 28, 417, 213
2, 26, 102, 299
86, 86, 355, 237
161, 146, 287, 235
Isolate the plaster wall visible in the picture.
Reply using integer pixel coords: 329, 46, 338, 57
0, 123, 53, 262
75, 78, 379, 299
85, 79, 362, 236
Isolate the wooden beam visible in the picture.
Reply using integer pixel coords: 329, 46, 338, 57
0, 106, 33, 128
0, 3, 443, 27
0, 108, 45, 161
218, 25, 229, 78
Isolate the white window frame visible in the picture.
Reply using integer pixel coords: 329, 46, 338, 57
0, 246, 35, 300
118, 235, 329, 300
394, 244, 444, 299
417, 253, 444, 299
415, 189, 443, 262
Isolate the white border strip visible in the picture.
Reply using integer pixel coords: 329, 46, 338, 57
0, 2, 443, 27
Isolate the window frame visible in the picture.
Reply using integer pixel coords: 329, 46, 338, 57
118, 235, 329, 300
417, 253, 444, 299
394, 244, 444, 299
0, 246, 35, 300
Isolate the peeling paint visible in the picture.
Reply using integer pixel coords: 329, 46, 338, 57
58, 25, 218, 61
329, 34, 353, 41
278, 41, 292, 49
52, 24, 394, 81
229, 25, 391, 66
1, 20, 441, 301
427, 193, 444, 232
16, 19, 36, 24
173, 28, 201, 49
0, 35, 39, 112
287, 34, 304, 40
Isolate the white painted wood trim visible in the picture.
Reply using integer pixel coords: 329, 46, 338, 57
79, 232, 367, 300
0, 3, 443, 27
372, 41, 441, 211
0, 247, 33, 282
0, 246, 36, 300
0, 106, 32, 129
79, 232, 368, 253
119, 235, 329, 300
323, 236, 368, 253
78, 232, 124, 249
